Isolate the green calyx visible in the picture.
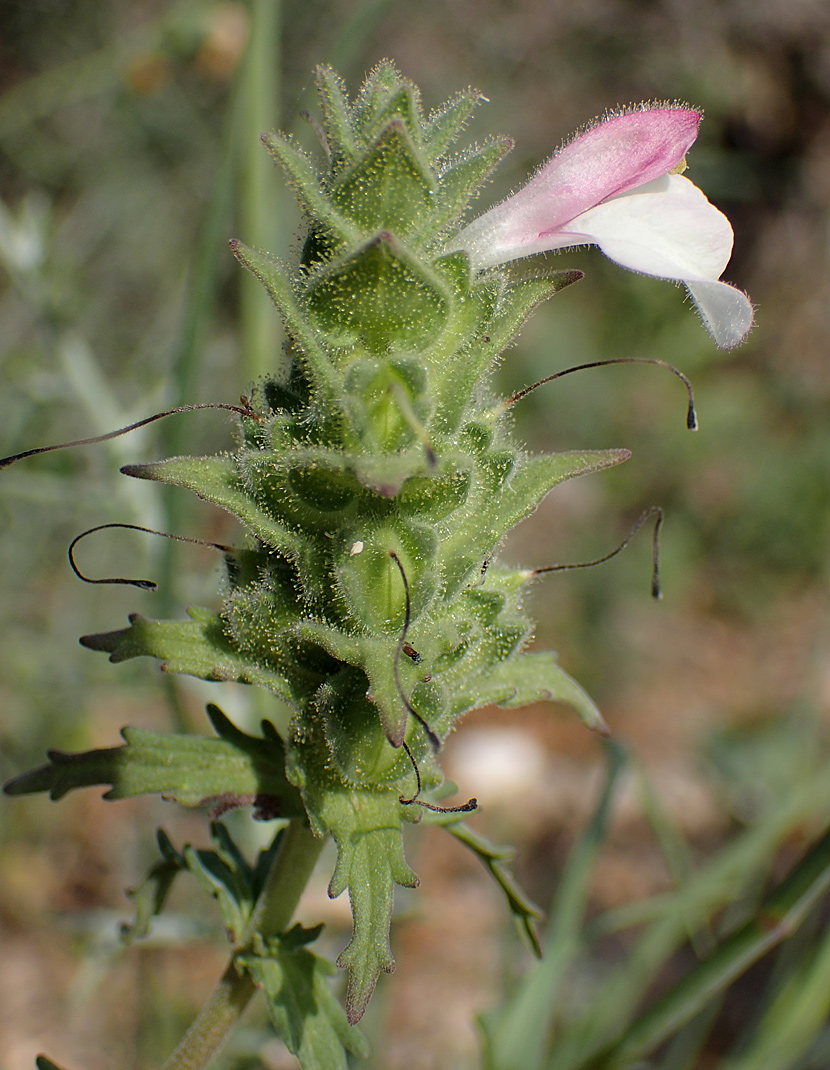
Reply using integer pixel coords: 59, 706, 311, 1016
16, 62, 630, 1023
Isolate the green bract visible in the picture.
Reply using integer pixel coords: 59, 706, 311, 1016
7, 62, 629, 1033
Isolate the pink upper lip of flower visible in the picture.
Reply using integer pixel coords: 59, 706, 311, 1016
500, 106, 702, 242
446, 105, 753, 349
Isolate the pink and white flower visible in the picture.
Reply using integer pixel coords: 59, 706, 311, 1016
447, 106, 753, 348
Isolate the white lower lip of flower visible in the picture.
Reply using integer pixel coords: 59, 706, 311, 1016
685, 278, 755, 350
450, 174, 753, 348
557, 175, 734, 280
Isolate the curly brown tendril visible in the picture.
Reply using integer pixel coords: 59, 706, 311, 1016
388, 552, 477, 814
399, 740, 478, 814
531, 506, 664, 600
389, 551, 440, 752
68, 523, 235, 591
0, 400, 261, 471
505, 357, 698, 431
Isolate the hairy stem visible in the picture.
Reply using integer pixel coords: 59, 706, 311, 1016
160, 818, 325, 1070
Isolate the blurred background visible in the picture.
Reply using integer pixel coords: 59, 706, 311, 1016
1, 1, 829, 1068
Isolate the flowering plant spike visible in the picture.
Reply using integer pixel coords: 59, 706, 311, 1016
3, 63, 751, 1069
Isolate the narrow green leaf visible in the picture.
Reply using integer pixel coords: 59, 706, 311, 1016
261, 130, 357, 246
358, 83, 424, 150
3, 706, 303, 814
183, 840, 253, 942
489, 651, 609, 734
557, 770, 830, 1070
724, 916, 830, 1069
297, 780, 418, 1023
314, 65, 357, 170
121, 453, 304, 560
440, 449, 631, 597
576, 825, 830, 1070
332, 819, 417, 1024
426, 137, 513, 238
121, 829, 185, 942
448, 821, 543, 954
236, 0, 282, 386
434, 270, 584, 432
79, 608, 301, 705
480, 742, 627, 1070
229, 240, 347, 415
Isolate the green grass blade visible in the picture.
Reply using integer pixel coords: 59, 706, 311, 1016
480, 740, 628, 1070
721, 909, 830, 1069
579, 824, 830, 1070
152, 55, 248, 640
636, 762, 716, 958
658, 997, 724, 1070
552, 770, 830, 1070
238, 0, 284, 385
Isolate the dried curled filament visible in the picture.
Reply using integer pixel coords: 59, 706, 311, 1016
388, 552, 477, 814
399, 740, 478, 814
531, 506, 664, 600
389, 550, 441, 751
505, 357, 698, 431
68, 522, 234, 591
0, 400, 260, 471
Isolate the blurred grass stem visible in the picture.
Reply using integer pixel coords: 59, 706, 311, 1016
239, 0, 284, 385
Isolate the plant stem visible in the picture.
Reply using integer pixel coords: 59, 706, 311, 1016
239, 0, 283, 384
160, 818, 325, 1070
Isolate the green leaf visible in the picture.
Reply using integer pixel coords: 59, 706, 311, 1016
121, 828, 185, 942
440, 449, 631, 596
426, 136, 513, 238
239, 931, 370, 1069
182, 822, 283, 942
331, 818, 418, 1024
314, 65, 358, 172
229, 240, 346, 411
35, 1058, 69, 1070
79, 608, 301, 705
261, 130, 357, 247
123, 823, 286, 945
296, 777, 419, 1023
356, 78, 424, 149
485, 651, 609, 735
3, 704, 304, 814
121, 453, 304, 561
433, 270, 583, 432
183, 844, 252, 943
